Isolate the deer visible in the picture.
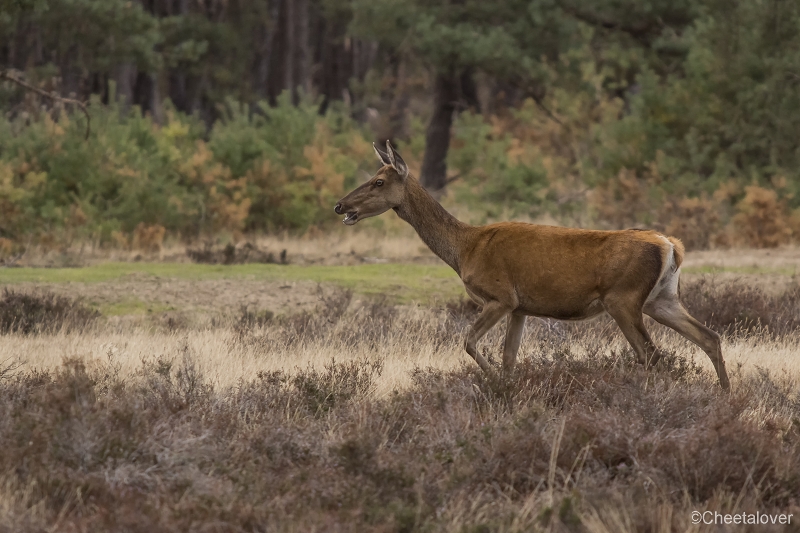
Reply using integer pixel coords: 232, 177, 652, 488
334, 141, 730, 389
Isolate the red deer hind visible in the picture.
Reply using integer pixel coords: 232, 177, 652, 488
334, 142, 730, 389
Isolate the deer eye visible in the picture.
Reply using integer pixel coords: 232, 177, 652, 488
375, 179, 384, 187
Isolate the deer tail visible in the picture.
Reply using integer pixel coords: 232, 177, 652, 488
667, 237, 685, 270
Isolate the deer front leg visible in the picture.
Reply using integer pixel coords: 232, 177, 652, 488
464, 301, 510, 373
502, 314, 526, 374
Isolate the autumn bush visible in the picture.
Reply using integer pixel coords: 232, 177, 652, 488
0, 92, 373, 248
733, 186, 795, 248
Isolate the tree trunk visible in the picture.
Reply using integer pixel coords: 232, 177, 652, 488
112, 63, 136, 110
420, 72, 458, 193
149, 73, 163, 124
459, 68, 480, 112
383, 55, 407, 139
283, 0, 295, 101
168, 0, 191, 112
295, 0, 310, 96
256, 0, 280, 100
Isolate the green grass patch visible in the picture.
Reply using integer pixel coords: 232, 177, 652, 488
0, 263, 465, 304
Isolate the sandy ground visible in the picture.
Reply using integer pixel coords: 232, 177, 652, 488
10, 276, 325, 318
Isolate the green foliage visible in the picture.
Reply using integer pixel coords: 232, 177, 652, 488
594, 0, 800, 195
448, 111, 551, 219
349, 0, 574, 77
210, 94, 372, 231
0, 93, 371, 245
0, 0, 161, 73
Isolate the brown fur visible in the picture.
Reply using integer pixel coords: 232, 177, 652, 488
335, 143, 729, 388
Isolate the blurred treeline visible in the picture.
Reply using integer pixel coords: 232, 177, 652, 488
1, 0, 799, 252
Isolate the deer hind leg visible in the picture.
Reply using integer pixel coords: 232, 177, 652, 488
644, 297, 730, 390
502, 314, 526, 374
603, 295, 661, 368
464, 301, 510, 373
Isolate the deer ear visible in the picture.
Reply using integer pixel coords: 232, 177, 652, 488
373, 142, 392, 166
385, 140, 409, 179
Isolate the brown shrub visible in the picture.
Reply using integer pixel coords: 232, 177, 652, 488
132, 222, 166, 253
290, 358, 383, 415
0, 289, 99, 335
680, 277, 800, 337
0, 237, 14, 258
733, 186, 793, 248
664, 196, 723, 251
186, 241, 287, 264
592, 168, 650, 230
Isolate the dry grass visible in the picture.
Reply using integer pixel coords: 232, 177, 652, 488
1, 301, 800, 396
2, 279, 800, 390
1, 275, 800, 531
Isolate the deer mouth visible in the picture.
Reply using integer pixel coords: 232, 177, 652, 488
342, 211, 359, 225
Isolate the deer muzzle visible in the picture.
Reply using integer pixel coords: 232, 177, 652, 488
334, 203, 359, 225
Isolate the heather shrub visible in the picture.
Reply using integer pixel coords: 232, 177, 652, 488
0, 289, 98, 335
290, 358, 384, 415
681, 277, 800, 338
1, 278, 800, 531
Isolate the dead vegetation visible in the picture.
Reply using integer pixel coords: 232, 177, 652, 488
0, 289, 98, 335
1, 281, 800, 531
681, 277, 800, 338
186, 241, 288, 264
0, 341, 798, 531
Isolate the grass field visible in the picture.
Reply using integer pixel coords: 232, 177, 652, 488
1, 244, 800, 531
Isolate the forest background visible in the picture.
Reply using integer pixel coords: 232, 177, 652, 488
1, 0, 799, 255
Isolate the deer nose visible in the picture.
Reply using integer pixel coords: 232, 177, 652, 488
334, 203, 344, 214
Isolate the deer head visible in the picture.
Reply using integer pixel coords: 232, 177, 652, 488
334, 141, 409, 225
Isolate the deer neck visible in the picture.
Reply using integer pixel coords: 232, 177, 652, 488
395, 178, 471, 273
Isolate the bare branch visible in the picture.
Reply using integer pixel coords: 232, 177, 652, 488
445, 173, 461, 185
0, 357, 25, 381
530, 93, 564, 126
0, 69, 91, 139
